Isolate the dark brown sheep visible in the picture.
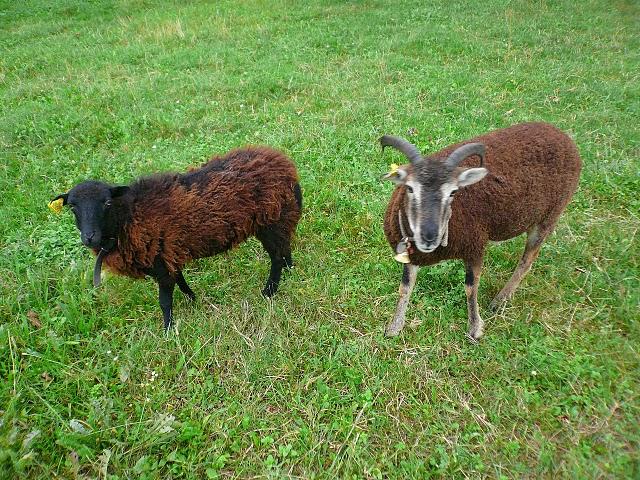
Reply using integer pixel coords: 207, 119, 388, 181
52, 146, 302, 330
380, 122, 581, 341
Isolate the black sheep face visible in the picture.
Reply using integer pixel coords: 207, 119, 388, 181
52, 181, 130, 249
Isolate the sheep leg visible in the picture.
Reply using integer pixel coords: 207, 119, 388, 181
284, 250, 294, 269
176, 270, 196, 301
158, 281, 176, 331
385, 264, 419, 337
262, 253, 284, 298
464, 259, 484, 342
490, 225, 546, 311
151, 258, 176, 330
256, 226, 290, 298
279, 240, 294, 269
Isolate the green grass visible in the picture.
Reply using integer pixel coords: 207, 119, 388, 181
1, 0, 638, 477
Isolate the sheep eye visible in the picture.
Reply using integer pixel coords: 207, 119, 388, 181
104, 200, 112, 208
449, 190, 457, 197
406, 185, 414, 194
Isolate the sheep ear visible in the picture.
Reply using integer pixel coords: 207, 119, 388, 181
382, 165, 409, 185
457, 167, 488, 187
110, 186, 130, 198
51, 193, 68, 205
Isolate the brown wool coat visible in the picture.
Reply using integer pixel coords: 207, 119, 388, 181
384, 122, 582, 265
99, 146, 301, 278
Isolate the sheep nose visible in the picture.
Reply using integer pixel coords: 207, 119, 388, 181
421, 230, 438, 244
421, 220, 439, 244
82, 231, 97, 246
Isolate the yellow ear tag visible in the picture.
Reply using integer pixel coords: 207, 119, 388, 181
388, 163, 400, 176
48, 198, 64, 214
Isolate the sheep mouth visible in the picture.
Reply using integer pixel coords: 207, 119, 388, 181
82, 240, 101, 249
415, 242, 439, 254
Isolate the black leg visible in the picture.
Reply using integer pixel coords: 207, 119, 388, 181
159, 280, 175, 331
150, 257, 176, 331
262, 255, 284, 297
284, 252, 293, 269
176, 269, 196, 301
256, 226, 290, 298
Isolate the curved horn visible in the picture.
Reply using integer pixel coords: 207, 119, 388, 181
379, 135, 422, 164
445, 142, 486, 169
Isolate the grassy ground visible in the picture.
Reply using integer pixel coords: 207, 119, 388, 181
1, 0, 638, 478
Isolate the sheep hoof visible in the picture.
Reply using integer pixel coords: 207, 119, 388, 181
489, 295, 508, 312
467, 322, 484, 343
466, 324, 485, 342
261, 284, 278, 298
384, 325, 403, 337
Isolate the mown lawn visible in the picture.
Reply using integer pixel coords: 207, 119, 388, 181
1, 0, 638, 478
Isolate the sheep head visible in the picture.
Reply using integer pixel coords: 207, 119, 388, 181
52, 181, 130, 249
381, 136, 488, 253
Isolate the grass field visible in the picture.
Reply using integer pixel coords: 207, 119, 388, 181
1, 0, 639, 478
